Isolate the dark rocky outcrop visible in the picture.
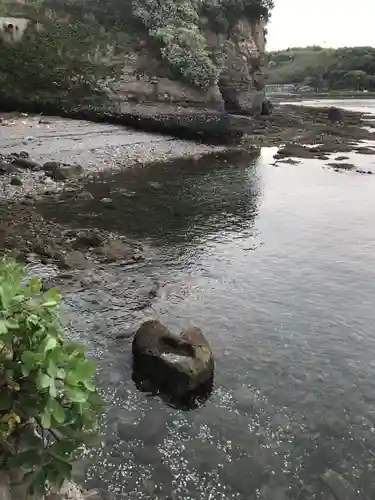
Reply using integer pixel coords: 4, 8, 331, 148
132, 320, 214, 408
328, 107, 344, 125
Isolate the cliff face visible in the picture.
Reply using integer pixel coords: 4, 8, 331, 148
0, 0, 267, 119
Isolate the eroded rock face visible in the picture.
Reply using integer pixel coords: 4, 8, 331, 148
132, 320, 214, 406
213, 20, 266, 115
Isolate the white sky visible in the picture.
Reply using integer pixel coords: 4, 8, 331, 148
267, 0, 375, 51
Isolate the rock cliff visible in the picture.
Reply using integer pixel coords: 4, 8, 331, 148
0, 0, 270, 138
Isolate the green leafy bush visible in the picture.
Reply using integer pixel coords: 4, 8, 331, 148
0, 258, 102, 496
132, 0, 219, 87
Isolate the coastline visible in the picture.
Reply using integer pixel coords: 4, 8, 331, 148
1, 101, 374, 274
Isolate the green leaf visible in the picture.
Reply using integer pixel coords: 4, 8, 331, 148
0, 320, 8, 334
48, 399, 66, 424
44, 287, 61, 303
56, 368, 66, 379
5, 319, 20, 329
76, 360, 96, 380
64, 386, 88, 403
29, 469, 47, 496
83, 380, 96, 392
49, 378, 57, 398
54, 459, 72, 479
47, 359, 58, 378
44, 336, 58, 353
0, 284, 11, 309
49, 440, 78, 456
28, 277, 42, 295
26, 314, 40, 327
0, 391, 12, 411
41, 300, 58, 308
41, 410, 51, 429
37, 372, 52, 390
7, 450, 41, 471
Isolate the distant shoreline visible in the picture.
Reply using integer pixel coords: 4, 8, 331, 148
269, 92, 375, 102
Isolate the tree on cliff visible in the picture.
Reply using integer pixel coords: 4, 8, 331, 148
265, 46, 375, 91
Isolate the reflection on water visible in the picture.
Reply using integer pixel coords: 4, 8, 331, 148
38, 146, 375, 499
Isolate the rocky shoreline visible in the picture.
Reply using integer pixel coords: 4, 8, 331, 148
1, 103, 375, 274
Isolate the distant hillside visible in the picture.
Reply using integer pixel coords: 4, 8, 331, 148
265, 46, 375, 91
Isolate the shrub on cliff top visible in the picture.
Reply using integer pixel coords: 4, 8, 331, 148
132, 0, 219, 87
0, 258, 102, 496
132, 0, 273, 87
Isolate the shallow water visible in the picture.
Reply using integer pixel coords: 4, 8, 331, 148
285, 98, 375, 115
36, 104, 375, 499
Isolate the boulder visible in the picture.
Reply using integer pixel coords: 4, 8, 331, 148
11, 156, 41, 170
328, 107, 344, 125
132, 320, 214, 399
94, 239, 136, 263
261, 99, 274, 115
43, 162, 83, 181
0, 162, 18, 175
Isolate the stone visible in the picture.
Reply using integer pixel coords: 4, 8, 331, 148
354, 146, 375, 155
95, 239, 135, 262
47, 481, 102, 500
58, 251, 91, 270
328, 107, 344, 125
320, 470, 358, 500
117, 421, 139, 441
233, 386, 257, 411
11, 157, 41, 170
261, 98, 274, 115
274, 144, 315, 160
43, 162, 83, 181
72, 229, 103, 249
277, 158, 300, 165
335, 155, 350, 161
148, 181, 163, 190
328, 162, 355, 171
132, 320, 214, 396
0, 162, 18, 175
10, 176, 22, 186
133, 445, 162, 465
75, 190, 94, 201
137, 410, 168, 445
100, 197, 113, 206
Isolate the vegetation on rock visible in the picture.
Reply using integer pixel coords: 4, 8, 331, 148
0, 18, 114, 109
266, 46, 375, 91
0, 258, 102, 496
0, 0, 272, 108
131, 0, 273, 87
132, 0, 218, 88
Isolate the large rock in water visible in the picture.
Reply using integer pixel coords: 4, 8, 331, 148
132, 320, 214, 401
328, 107, 345, 125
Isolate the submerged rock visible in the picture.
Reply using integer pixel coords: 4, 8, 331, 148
328, 162, 356, 171
95, 239, 135, 263
321, 469, 358, 500
132, 320, 214, 405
